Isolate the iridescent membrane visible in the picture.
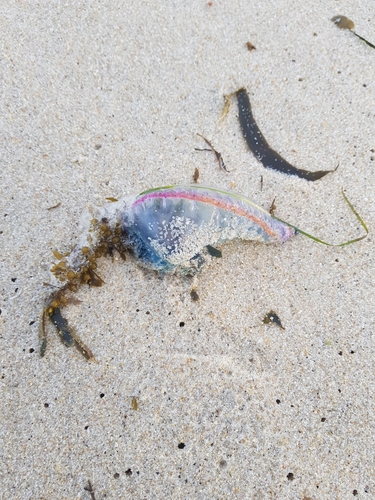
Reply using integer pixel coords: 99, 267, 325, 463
122, 185, 295, 272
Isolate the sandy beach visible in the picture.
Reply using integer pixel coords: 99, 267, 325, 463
1, 1, 375, 498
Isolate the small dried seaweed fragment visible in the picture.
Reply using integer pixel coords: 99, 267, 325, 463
206, 245, 222, 258
131, 396, 138, 410
196, 133, 229, 172
193, 167, 200, 183
47, 202, 61, 211
84, 480, 96, 500
263, 310, 285, 330
332, 15, 375, 49
331, 15, 354, 30
220, 93, 232, 121
269, 197, 277, 215
236, 88, 334, 181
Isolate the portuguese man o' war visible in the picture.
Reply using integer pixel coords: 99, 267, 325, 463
41, 184, 367, 360
127, 185, 295, 272
40, 184, 295, 360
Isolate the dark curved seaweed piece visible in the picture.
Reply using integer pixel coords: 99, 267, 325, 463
206, 245, 222, 258
236, 88, 334, 181
50, 307, 75, 348
49, 307, 95, 360
263, 310, 285, 330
